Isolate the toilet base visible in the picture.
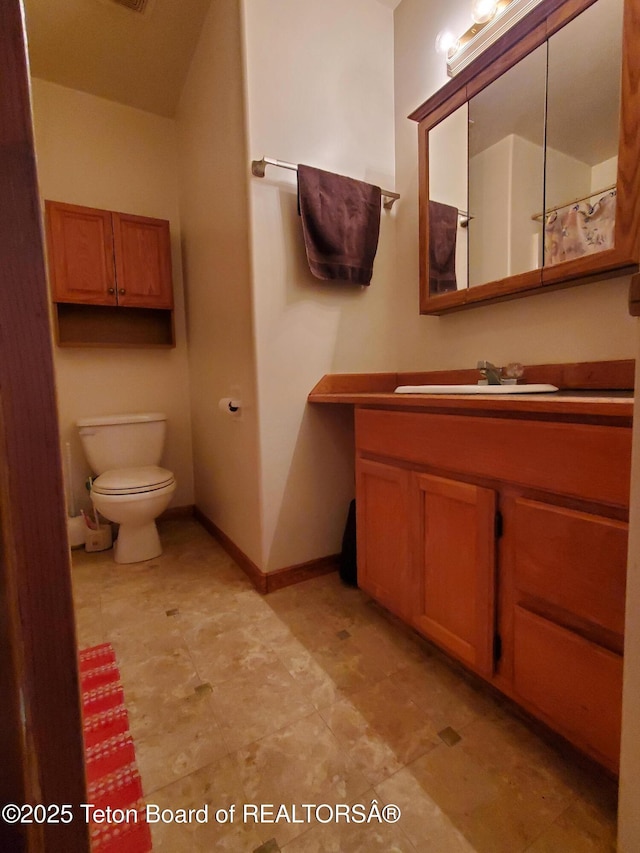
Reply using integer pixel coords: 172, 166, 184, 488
113, 520, 162, 564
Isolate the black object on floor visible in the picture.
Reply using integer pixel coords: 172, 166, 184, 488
339, 499, 358, 587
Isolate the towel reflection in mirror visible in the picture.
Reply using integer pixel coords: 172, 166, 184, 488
428, 200, 458, 294
544, 189, 616, 266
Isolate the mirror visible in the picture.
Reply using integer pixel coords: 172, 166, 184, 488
544, 0, 623, 267
414, 0, 636, 314
468, 44, 546, 287
428, 104, 468, 293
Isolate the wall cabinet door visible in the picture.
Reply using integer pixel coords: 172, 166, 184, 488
46, 201, 116, 305
412, 473, 497, 678
356, 458, 411, 621
112, 212, 173, 309
45, 201, 173, 309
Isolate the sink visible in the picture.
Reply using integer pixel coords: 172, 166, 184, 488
394, 384, 559, 395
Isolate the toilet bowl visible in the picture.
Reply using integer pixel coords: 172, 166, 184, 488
91, 466, 176, 564
77, 413, 176, 564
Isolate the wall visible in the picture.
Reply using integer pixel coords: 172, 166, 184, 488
393, 0, 636, 372
30, 79, 194, 512
242, 0, 397, 571
176, 0, 263, 566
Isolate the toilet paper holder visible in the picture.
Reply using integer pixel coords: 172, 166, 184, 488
219, 397, 242, 414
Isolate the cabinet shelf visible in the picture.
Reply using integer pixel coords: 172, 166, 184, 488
54, 303, 175, 348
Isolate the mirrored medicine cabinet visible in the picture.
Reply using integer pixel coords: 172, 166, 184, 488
410, 0, 640, 314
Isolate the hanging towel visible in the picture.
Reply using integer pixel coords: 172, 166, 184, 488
297, 164, 382, 285
429, 200, 458, 294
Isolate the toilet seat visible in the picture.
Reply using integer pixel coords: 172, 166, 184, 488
92, 466, 175, 496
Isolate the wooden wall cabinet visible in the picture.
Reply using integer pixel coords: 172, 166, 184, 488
355, 407, 631, 772
45, 200, 174, 347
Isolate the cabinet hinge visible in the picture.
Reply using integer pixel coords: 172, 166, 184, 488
493, 633, 502, 663
494, 510, 503, 539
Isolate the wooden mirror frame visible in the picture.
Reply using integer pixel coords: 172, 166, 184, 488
410, 0, 640, 315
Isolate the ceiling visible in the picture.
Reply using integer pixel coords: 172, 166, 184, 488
23, 0, 213, 117
23, 0, 400, 118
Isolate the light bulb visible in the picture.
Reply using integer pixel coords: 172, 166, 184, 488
435, 30, 460, 57
471, 0, 499, 24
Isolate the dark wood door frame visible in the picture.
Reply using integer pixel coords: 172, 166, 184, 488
0, 3, 89, 851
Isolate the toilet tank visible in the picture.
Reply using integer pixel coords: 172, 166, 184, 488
77, 412, 167, 474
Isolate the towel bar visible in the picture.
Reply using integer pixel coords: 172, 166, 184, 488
251, 156, 400, 210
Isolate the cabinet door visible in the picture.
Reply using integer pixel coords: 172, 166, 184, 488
413, 473, 497, 677
45, 201, 116, 305
356, 458, 411, 621
112, 212, 173, 309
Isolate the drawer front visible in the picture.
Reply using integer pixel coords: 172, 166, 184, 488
513, 606, 623, 770
355, 408, 631, 507
513, 498, 627, 638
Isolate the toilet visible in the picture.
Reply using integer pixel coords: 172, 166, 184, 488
77, 412, 176, 564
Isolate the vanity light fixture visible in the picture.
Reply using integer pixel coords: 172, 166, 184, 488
471, 0, 500, 23
446, 0, 544, 76
435, 29, 460, 56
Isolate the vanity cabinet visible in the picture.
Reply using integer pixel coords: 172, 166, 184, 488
45, 200, 174, 346
410, 0, 640, 313
355, 406, 631, 772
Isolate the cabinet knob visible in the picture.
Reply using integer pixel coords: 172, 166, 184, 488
118, 288, 126, 295
108, 287, 115, 294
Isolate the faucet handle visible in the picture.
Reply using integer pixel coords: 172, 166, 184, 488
503, 362, 524, 379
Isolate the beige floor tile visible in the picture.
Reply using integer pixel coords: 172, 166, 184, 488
208, 661, 316, 753
185, 622, 283, 685
145, 754, 264, 852
389, 655, 496, 733
135, 689, 228, 794
525, 798, 617, 852
271, 638, 347, 710
280, 816, 417, 852
319, 678, 439, 785
232, 712, 371, 846
375, 768, 478, 852
74, 604, 105, 649
117, 646, 201, 708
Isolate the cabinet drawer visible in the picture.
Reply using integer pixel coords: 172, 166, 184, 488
355, 408, 631, 507
513, 499, 627, 639
513, 606, 622, 770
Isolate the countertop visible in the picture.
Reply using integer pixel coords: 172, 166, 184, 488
308, 364, 634, 425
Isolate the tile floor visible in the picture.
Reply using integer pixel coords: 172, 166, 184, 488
72, 517, 618, 852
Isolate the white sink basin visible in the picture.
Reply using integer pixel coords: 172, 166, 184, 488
394, 384, 559, 395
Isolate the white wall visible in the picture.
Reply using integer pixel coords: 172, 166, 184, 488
176, 0, 263, 566
30, 79, 194, 513
242, 0, 397, 571
394, 0, 636, 372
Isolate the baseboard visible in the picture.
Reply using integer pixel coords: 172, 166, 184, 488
193, 507, 339, 594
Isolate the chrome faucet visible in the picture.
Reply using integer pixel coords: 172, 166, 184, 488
477, 360, 503, 385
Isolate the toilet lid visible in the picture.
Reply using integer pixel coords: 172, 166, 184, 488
92, 466, 175, 495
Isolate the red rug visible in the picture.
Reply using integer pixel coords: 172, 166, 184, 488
79, 643, 152, 853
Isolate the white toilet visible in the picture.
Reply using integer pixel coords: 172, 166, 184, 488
77, 412, 176, 564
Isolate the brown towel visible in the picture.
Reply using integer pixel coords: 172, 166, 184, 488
297, 164, 382, 285
429, 200, 458, 294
